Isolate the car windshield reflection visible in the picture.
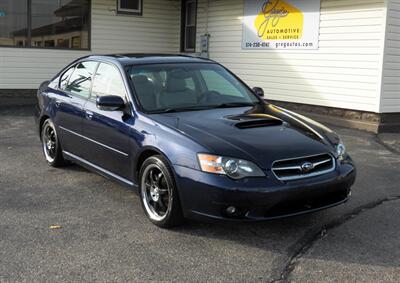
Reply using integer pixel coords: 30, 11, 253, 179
127, 63, 260, 113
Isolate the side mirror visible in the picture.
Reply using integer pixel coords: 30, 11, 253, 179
96, 95, 125, 111
252, 87, 264, 97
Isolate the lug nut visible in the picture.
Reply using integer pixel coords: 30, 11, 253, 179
226, 206, 237, 215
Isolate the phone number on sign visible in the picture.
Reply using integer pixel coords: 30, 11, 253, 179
245, 41, 314, 49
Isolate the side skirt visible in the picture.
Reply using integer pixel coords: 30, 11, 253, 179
63, 151, 138, 190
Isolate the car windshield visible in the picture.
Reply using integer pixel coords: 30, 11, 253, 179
127, 63, 260, 113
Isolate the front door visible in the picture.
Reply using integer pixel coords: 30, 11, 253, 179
81, 62, 133, 180
54, 61, 98, 158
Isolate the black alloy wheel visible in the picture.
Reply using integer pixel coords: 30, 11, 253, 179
41, 119, 66, 167
139, 155, 183, 228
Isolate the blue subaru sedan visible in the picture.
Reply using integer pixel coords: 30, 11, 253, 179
35, 54, 356, 228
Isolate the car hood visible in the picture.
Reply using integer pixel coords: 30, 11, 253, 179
149, 103, 339, 169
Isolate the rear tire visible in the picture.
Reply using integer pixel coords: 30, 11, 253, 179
139, 155, 184, 228
41, 119, 67, 167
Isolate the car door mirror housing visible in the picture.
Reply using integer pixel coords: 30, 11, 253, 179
252, 87, 264, 97
96, 95, 125, 111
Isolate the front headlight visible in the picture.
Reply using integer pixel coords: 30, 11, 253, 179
336, 142, 346, 160
197, 154, 265, 179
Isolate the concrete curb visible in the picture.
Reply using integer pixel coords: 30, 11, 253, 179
0, 90, 36, 108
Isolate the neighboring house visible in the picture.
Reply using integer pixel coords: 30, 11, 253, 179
0, 0, 399, 132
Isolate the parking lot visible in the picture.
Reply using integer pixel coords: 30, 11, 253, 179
1, 106, 400, 282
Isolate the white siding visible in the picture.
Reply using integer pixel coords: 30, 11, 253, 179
196, 0, 387, 112
0, 0, 181, 89
381, 0, 400, 113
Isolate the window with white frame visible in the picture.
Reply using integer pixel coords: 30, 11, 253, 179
181, 0, 197, 52
117, 0, 142, 15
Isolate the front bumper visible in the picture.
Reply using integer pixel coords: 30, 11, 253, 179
173, 159, 356, 221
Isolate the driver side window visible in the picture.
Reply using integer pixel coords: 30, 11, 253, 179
92, 63, 127, 101
65, 61, 98, 99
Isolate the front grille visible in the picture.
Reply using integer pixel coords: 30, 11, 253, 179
272, 153, 335, 181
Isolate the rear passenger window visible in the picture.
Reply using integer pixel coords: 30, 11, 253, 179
59, 65, 75, 90
65, 61, 98, 98
92, 63, 126, 100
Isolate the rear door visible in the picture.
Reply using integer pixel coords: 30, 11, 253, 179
53, 61, 98, 158
81, 62, 133, 180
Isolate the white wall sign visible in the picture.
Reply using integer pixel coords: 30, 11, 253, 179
243, 0, 320, 50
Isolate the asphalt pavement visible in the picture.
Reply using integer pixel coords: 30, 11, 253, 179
1, 106, 399, 282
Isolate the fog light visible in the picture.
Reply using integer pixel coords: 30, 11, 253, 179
226, 206, 237, 215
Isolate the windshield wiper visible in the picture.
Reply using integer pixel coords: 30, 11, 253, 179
147, 105, 216, 114
211, 102, 257, 108
147, 102, 258, 114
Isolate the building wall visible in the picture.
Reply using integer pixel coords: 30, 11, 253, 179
0, 0, 396, 115
0, 0, 181, 90
196, 0, 387, 113
381, 0, 400, 113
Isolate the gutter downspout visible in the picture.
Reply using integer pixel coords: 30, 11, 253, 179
199, 0, 211, 58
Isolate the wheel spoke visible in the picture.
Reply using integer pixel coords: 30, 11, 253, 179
157, 198, 167, 211
45, 127, 50, 139
153, 201, 161, 213
145, 172, 152, 187
155, 173, 163, 186
149, 169, 157, 185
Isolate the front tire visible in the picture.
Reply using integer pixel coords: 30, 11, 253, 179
139, 155, 183, 228
41, 119, 66, 167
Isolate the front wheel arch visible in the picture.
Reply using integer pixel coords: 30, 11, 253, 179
135, 147, 174, 180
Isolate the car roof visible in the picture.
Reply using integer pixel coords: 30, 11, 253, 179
82, 54, 215, 66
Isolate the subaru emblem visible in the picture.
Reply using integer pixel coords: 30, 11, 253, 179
301, 162, 314, 173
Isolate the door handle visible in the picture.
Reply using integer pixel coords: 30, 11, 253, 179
55, 100, 61, 108
85, 110, 94, 120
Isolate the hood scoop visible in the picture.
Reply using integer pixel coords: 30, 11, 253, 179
230, 114, 283, 129
235, 119, 283, 129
